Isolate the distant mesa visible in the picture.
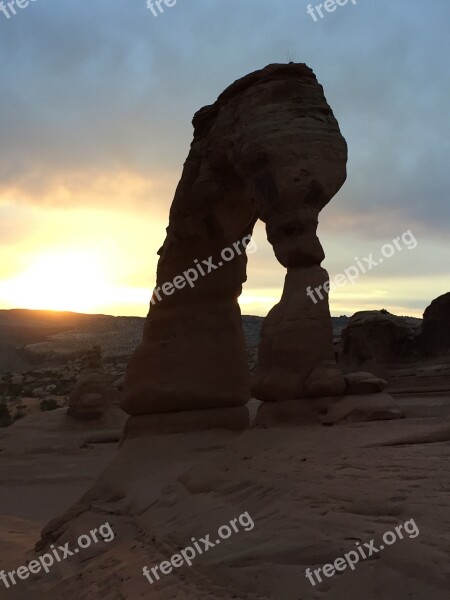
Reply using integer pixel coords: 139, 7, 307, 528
0, 309, 145, 372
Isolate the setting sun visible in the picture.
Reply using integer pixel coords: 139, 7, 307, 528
0, 251, 110, 313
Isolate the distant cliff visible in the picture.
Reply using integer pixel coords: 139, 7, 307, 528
0, 309, 351, 373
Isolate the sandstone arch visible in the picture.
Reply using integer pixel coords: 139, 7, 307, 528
122, 63, 348, 418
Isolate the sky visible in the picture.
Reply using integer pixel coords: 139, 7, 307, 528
0, 0, 449, 318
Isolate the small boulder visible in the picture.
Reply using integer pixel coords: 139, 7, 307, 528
68, 346, 120, 421
321, 392, 404, 424
304, 360, 346, 398
345, 371, 387, 395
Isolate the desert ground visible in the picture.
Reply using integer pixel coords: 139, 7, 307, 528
1, 308, 449, 599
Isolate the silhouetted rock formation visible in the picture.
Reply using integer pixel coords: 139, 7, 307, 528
36, 66, 411, 570
68, 346, 120, 420
341, 311, 420, 376
420, 292, 450, 357
253, 270, 346, 401
344, 371, 387, 395
122, 63, 347, 419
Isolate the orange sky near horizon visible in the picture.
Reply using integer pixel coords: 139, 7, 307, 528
1, 2, 449, 320
0, 187, 445, 320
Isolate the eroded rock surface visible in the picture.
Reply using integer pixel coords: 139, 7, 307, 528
345, 371, 387, 395
31, 416, 450, 600
68, 346, 120, 421
122, 63, 348, 416
253, 267, 346, 401
341, 310, 421, 376
420, 292, 450, 357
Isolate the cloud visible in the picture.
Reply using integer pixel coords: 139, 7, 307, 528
0, 0, 449, 316
0, 1, 448, 226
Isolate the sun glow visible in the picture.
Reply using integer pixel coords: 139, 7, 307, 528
0, 251, 111, 313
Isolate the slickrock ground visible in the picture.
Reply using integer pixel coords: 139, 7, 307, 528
1, 309, 447, 599
1, 395, 450, 600
0, 408, 125, 595
1, 321, 448, 600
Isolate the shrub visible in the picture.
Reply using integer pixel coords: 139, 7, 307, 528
40, 399, 59, 412
0, 403, 11, 427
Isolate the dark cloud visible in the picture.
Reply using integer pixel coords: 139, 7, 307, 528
0, 0, 449, 234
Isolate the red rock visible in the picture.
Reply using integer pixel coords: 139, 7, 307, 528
420, 292, 450, 357
122, 63, 347, 416
68, 347, 120, 420
341, 310, 420, 376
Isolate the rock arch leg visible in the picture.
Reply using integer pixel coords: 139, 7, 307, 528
121, 187, 256, 418
251, 264, 346, 402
